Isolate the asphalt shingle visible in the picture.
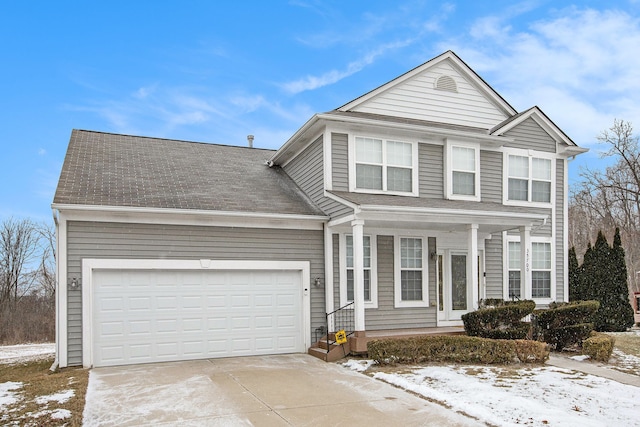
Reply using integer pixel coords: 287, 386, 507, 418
53, 130, 325, 216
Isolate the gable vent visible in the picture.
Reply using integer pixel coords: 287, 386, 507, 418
435, 75, 458, 93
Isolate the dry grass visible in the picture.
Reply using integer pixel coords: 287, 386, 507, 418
0, 356, 88, 426
604, 329, 640, 375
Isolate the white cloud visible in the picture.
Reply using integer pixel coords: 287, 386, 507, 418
444, 6, 640, 148
282, 39, 415, 94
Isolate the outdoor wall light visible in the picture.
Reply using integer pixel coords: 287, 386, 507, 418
314, 277, 322, 287
68, 278, 80, 289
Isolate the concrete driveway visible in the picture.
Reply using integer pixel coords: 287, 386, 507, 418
83, 354, 481, 426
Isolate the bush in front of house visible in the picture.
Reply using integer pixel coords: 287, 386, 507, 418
582, 332, 615, 362
367, 335, 548, 365
461, 299, 536, 340
533, 300, 599, 350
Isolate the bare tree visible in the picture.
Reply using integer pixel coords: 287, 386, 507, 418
570, 119, 640, 293
0, 218, 41, 309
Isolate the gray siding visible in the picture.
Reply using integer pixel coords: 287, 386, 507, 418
485, 235, 503, 299
503, 118, 556, 153
480, 150, 502, 203
419, 143, 444, 199
284, 135, 352, 218
66, 221, 325, 366
556, 159, 565, 301
365, 235, 436, 330
331, 133, 349, 191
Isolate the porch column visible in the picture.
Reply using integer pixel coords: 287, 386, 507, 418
324, 224, 334, 332
520, 226, 532, 300
351, 219, 365, 331
467, 224, 479, 310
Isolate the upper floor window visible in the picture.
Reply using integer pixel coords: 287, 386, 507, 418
446, 141, 480, 201
351, 136, 418, 196
507, 155, 552, 203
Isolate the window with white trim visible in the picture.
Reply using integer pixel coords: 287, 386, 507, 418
395, 237, 428, 307
532, 242, 551, 298
507, 155, 552, 203
353, 136, 416, 194
508, 241, 521, 299
341, 234, 377, 307
446, 142, 480, 201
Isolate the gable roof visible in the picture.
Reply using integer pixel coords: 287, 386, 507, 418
337, 50, 517, 121
53, 130, 325, 216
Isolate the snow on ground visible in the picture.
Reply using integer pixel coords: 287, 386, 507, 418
0, 343, 54, 364
35, 389, 74, 405
344, 361, 640, 427
0, 382, 22, 407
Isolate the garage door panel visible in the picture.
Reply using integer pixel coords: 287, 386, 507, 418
92, 268, 304, 367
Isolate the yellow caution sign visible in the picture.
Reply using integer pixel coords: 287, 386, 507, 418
335, 329, 347, 345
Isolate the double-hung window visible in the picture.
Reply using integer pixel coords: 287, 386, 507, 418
395, 237, 428, 307
508, 241, 521, 299
353, 136, 416, 194
446, 141, 480, 201
532, 242, 551, 298
507, 155, 552, 203
505, 237, 553, 300
341, 234, 377, 307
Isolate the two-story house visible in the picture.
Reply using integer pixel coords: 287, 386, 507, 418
53, 51, 587, 368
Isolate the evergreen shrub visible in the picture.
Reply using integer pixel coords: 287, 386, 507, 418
582, 332, 615, 362
462, 300, 535, 339
367, 335, 547, 365
533, 300, 599, 350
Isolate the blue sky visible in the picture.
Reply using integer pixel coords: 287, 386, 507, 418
2, 0, 639, 222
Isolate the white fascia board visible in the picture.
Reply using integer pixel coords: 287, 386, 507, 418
493, 107, 580, 150
358, 205, 548, 225
269, 114, 322, 165
52, 204, 327, 230
324, 190, 359, 211
317, 113, 514, 148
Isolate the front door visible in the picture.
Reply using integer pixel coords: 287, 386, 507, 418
438, 250, 481, 323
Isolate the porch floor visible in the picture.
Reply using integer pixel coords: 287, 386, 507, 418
350, 326, 466, 353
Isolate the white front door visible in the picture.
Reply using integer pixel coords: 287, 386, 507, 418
437, 250, 482, 323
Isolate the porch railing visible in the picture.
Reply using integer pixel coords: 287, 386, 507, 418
324, 302, 355, 351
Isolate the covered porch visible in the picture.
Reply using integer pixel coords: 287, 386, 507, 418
322, 192, 549, 339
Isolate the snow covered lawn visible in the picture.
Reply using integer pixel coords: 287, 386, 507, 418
343, 359, 640, 427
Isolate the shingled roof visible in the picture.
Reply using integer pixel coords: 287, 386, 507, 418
53, 130, 325, 216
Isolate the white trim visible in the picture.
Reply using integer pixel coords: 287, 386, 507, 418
394, 235, 429, 308
444, 139, 481, 202
323, 129, 333, 191
563, 158, 569, 302
338, 233, 378, 309
338, 51, 516, 117
348, 133, 419, 197
324, 225, 334, 326
279, 129, 325, 169
503, 234, 555, 305
55, 211, 68, 368
81, 258, 311, 368
52, 204, 327, 231
502, 148, 556, 208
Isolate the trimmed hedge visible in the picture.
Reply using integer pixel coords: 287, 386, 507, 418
367, 335, 548, 365
582, 332, 615, 362
462, 300, 536, 339
533, 300, 599, 350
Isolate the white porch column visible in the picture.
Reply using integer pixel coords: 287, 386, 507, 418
351, 219, 365, 331
323, 224, 334, 332
467, 224, 479, 310
520, 226, 532, 300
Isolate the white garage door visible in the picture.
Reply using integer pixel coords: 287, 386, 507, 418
91, 268, 304, 367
